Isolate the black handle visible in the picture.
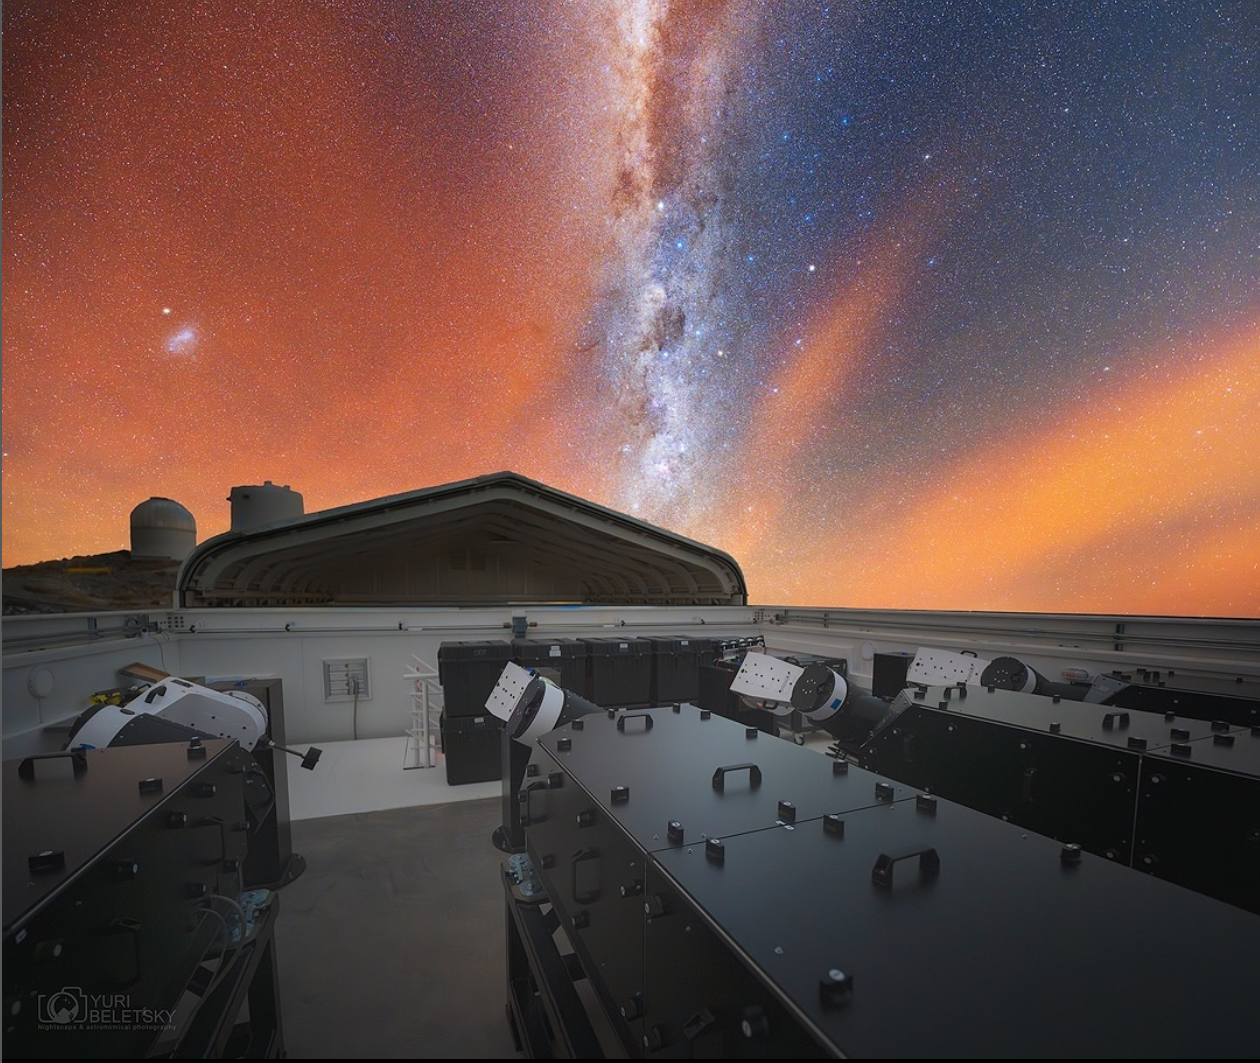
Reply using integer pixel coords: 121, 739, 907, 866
517, 781, 548, 826
103, 918, 143, 987
712, 763, 762, 792
1021, 766, 1037, 803
18, 750, 89, 780
571, 847, 601, 904
617, 712, 654, 732
872, 845, 940, 887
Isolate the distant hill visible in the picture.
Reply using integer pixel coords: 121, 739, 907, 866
3, 551, 179, 614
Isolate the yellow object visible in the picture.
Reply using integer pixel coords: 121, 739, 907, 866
88, 683, 149, 707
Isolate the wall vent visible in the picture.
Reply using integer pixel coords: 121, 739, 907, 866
323, 658, 371, 701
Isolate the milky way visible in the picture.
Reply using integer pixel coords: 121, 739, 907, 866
593, 0, 760, 522
3, 0, 1257, 616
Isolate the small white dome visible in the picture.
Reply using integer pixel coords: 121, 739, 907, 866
130, 497, 196, 532
130, 498, 196, 560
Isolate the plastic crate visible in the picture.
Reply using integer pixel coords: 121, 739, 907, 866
437, 641, 513, 717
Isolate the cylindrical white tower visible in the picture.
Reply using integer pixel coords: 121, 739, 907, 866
130, 497, 197, 560
228, 481, 304, 532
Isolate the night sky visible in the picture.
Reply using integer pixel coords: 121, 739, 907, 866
3, 0, 1257, 615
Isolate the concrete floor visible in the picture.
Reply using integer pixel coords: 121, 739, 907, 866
286, 736, 501, 821
276, 797, 523, 1059
272, 726, 839, 1058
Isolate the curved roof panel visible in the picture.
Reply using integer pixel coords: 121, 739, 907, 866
176, 472, 747, 607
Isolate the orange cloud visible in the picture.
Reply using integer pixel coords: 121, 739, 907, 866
716, 198, 948, 567
782, 326, 1260, 616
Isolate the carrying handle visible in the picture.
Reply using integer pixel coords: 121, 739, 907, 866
18, 750, 89, 781
711, 762, 762, 792
872, 845, 940, 887
571, 847, 601, 904
617, 712, 654, 733
1021, 766, 1038, 803
104, 918, 144, 987
517, 781, 548, 826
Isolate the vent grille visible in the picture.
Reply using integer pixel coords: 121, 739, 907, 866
323, 658, 371, 701
163, 614, 187, 631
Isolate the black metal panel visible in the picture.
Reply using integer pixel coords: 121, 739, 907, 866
504, 869, 605, 1059
208, 678, 297, 891
516, 700, 1260, 1059
1135, 730, 1260, 913
643, 833, 839, 1059
647, 800, 1260, 1059
1096, 670, 1260, 728
534, 707, 915, 852
524, 709, 914, 1057
861, 692, 1142, 860
3, 740, 254, 1057
864, 688, 1252, 854
104, 714, 217, 747
522, 755, 647, 1057
939, 684, 1227, 748
499, 735, 535, 853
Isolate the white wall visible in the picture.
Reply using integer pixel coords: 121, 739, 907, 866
170, 605, 761, 743
2, 605, 760, 746
5, 605, 1256, 753
1, 617, 184, 757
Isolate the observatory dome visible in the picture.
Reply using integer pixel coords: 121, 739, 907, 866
130, 497, 196, 560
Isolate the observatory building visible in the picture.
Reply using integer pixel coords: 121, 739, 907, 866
228, 480, 304, 532
128, 496, 196, 561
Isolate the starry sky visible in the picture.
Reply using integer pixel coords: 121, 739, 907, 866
3, 0, 1257, 616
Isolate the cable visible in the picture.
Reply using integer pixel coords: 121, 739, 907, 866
193, 906, 240, 998
140, 628, 171, 673
206, 893, 250, 943
204, 895, 248, 978
163, 903, 241, 1050
196, 905, 231, 959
